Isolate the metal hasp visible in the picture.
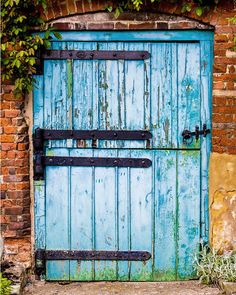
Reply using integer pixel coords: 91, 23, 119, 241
182, 124, 210, 145
42, 50, 150, 60
35, 249, 151, 274
44, 156, 152, 168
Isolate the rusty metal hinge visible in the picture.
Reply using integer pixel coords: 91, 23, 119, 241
33, 128, 152, 180
35, 50, 150, 74
35, 249, 151, 274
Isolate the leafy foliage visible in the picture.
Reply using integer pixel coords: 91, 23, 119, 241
0, 0, 228, 96
1, 0, 61, 96
194, 246, 236, 285
0, 273, 12, 295
108, 0, 222, 18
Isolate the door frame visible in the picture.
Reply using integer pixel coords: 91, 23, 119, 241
33, 30, 214, 276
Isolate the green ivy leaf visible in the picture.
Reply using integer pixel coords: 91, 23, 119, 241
15, 59, 21, 68
52, 31, 62, 40
106, 5, 113, 12
196, 7, 203, 17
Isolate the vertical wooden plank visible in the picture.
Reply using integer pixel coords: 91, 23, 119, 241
45, 148, 70, 280
33, 75, 44, 130
154, 150, 177, 280
97, 42, 108, 131
94, 149, 117, 280
177, 150, 200, 279
98, 42, 124, 149
33, 75, 45, 251
117, 150, 130, 281
65, 41, 73, 148
150, 43, 178, 148
130, 150, 153, 281
200, 40, 213, 244
123, 43, 146, 149
73, 42, 97, 149
69, 149, 93, 280
143, 43, 151, 148
51, 42, 71, 148
177, 43, 201, 149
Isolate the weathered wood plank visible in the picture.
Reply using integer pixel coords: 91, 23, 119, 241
177, 43, 201, 149
200, 40, 213, 243
154, 150, 177, 280
73, 42, 97, 149
69, 149, 94, 280
117, 150, 130, 280
94, 149, 117, 280
177, 150, 200, 279
130, 150, 153, 281
150, 43, 178, 148
33, 75, 45, 250
46, 31, 214, 42
46, 148, 70, 280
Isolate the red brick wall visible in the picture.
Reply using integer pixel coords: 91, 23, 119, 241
1, 86, 31, 264
1, 0, 235, 267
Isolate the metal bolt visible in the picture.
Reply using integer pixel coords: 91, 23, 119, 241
114, 160, 117, 164
113, 132, 117, 137
49, 158, 53, 163
142, 160, 145, 165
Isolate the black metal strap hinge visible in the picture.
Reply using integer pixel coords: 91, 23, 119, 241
34, 128, 152, 148
33, 128, 152, 180
43, 50, 150, 60
36, 50, 150, 74
35, 249, 151, 275
44, 156, 151, 168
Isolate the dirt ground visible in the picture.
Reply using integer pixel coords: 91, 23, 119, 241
24, 280, 221, 295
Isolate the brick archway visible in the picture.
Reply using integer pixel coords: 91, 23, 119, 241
47, 12, 214, 31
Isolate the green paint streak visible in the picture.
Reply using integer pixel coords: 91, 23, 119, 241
99, 82, 108, 90
70, 270, 93, 281
152, 270, 176, 281
34, 180, 45, 187
131, 270, 153, 281
46, 149, 54, 156
95, 268, 117, 280
67, 60, 73, 99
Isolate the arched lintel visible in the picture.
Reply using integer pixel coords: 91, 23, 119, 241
47, 12, 215, 31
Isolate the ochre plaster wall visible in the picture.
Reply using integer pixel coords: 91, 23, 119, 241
210, 153, 236, 251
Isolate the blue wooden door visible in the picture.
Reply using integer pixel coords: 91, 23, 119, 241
34, 31, 213, 281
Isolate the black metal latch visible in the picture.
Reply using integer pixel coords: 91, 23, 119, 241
182, 124, 210, 145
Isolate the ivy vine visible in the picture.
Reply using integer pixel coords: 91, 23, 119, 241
1, 0, 61, 96
1, 0, 233, 96
108, 0, 222, 18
